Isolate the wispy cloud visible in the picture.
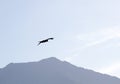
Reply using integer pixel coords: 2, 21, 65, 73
76, 26, 120, 48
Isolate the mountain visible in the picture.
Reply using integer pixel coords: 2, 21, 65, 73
0, 57, 120, 84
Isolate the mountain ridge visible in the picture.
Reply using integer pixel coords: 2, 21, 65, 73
0, 57, 120, 84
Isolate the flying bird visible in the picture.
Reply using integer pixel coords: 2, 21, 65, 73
37, 38, 54, 46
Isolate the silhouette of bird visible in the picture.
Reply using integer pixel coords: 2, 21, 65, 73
37, 38, 54, 46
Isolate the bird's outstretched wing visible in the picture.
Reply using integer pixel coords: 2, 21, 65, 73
37, 41, 41, 46
47, 38, 54, 40
37, 38, 54, 46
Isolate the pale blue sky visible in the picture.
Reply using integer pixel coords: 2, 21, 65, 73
1, 0, 120, 77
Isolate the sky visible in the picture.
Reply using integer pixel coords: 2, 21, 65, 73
0, 0, 120, 78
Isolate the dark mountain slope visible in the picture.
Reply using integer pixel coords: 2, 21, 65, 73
0, 57, 120, 84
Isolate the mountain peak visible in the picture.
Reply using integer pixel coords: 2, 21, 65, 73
40, 57, 62, 63
42, 57, 60, 61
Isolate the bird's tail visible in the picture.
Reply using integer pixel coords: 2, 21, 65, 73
37, 41, 41, 46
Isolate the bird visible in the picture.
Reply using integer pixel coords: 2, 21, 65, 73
37, 38, 54, 46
